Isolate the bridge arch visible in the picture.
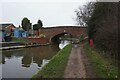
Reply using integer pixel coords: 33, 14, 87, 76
50, 32, 73, 43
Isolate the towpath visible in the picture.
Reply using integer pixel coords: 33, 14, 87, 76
64, 44, 97, 78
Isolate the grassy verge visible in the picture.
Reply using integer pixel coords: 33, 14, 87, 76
83, 43, 118, 78
32, 44, 72, 79
12, 37, 31, 44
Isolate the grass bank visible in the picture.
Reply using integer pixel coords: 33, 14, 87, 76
12, 37, 31, 44
32, 44, 72, 79
83, 43, 118, 78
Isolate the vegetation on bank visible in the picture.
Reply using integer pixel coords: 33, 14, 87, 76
75, 2, 118, 59
12, 37, 31, 44
32, 44, 72, 79
83, 43, 118, 78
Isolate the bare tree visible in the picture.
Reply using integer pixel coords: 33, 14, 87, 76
74, 2, 95, 26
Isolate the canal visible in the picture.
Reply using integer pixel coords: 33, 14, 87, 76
0, 44, 60, 78
0, 39, 71, 78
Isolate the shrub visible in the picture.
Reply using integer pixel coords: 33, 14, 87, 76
39, 34, 46, 38
79, 35, 84, 42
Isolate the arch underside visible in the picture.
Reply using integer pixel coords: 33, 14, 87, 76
51, 32, 73, 44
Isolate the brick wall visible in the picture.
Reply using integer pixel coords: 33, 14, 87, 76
24, 38, 49, 44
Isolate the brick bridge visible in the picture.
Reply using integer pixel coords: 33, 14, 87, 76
39, 26, 87, 43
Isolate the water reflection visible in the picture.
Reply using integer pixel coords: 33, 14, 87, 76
1, 40, 70, 78
1, 44, 59, 78
41, 59, 50, 67
59, 40, 70, 49
22, 52, 32, 67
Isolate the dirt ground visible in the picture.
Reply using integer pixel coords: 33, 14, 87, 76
64, 44, 98, 78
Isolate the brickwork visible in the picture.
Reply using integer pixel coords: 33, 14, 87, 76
25, 38, 49, 44
39, 26, 87, 42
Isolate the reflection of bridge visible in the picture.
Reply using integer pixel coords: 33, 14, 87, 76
60, 38, 79, 41
40, 26, 87, 43
60, 38, 79, 44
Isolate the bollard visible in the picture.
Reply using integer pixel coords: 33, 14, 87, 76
90, 39, 93, 48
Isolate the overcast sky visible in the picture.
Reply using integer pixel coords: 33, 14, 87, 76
0, 0, 92, 27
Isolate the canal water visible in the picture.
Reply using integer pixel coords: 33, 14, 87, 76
0, 44, 60, 78
0, 40, 70, 78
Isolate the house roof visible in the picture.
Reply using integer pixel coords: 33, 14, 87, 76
0, 23, 16, 30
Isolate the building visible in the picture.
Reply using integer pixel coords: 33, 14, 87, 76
13, 28, 23, 37
0, 23, 16, 41
13, 27, 29, 38
22, 31, 29, 37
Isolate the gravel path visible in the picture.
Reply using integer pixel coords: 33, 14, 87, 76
64, 44, 97, 78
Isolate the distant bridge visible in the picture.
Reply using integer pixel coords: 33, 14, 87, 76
39, 26, 87, 43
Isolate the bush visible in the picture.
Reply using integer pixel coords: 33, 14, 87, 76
79, 35, 84, 42
39, 34, 46, 38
